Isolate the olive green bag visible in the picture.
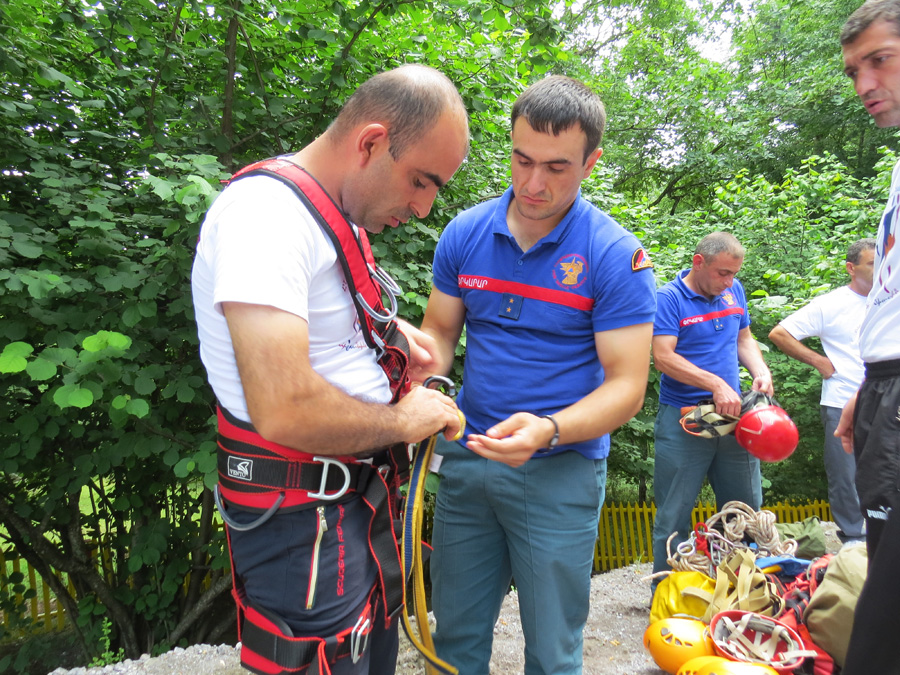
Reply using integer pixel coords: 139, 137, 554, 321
775, 516, 827, 560
804, 543, 868, 667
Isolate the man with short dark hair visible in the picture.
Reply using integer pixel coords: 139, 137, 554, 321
836, 2, 900, 672
192, 65, 468, 674
650, 232, 773, 586
417, 75, 656, 674
768, 238, 875, 545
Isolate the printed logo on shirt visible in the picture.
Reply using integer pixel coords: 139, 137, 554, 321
552, 254, 588, 290
876, 191, 898, 296
722, 291, 736, 306
679, 306, 744, 327
631, 248, 653, 271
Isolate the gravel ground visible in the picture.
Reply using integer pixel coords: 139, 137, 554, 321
45, 563, 661, 675
46, 523, 842, 675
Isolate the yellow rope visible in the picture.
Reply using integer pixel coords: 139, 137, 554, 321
400, 433, 458, 675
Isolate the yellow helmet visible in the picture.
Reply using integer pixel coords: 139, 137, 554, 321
677, 656, 733, 675
697, 660, 779, 675
643, 618, 716, 674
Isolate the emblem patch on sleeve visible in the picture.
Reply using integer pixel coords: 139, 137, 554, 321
631, 248, 654, 271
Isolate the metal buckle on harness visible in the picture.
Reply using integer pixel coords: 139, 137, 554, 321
350, 612, 372, 664
307, 456, 351, 501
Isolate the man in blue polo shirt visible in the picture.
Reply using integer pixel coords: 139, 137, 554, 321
415, 76, 656, 675
650, 232, 773, 586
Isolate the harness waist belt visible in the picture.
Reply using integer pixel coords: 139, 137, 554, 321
216, 405, 403, 510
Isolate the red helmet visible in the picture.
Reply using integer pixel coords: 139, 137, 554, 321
734, 401, 798, 463
709, 610, 814, 673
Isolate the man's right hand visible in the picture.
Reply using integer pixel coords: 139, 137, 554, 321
394, 384, 464, 444
816, 359, 837, 380
711, 380, 743, 418
835, 391, 858, 455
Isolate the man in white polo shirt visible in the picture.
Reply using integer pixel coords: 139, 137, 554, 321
768, 238, 875, 544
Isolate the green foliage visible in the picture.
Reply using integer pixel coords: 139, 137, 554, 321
88, 618, 125, 668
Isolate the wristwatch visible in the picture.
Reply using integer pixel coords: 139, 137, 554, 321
540, 414, 560, 451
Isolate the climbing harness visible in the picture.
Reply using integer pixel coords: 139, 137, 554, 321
216, 405, 406, 675
679, 400, 740, 438
399, 375, 463, 675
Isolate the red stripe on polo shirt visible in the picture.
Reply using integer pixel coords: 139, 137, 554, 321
679, 306, 744, 327
457, 275, 594, 311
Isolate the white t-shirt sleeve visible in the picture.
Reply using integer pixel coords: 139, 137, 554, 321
205, 177, 331, 321
779, 298, 824, 341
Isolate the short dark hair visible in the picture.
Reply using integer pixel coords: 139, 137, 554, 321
695, 232, 745, 260
841, 0, 900, 45
847, 237, 876, 263
510, 76, 606, 163
329, 65, 468, 159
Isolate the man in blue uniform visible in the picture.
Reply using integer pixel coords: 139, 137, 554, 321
651, 232, 773, 584
415, 75, 657, 675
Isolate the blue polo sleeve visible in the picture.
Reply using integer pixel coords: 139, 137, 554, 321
590, 234, 657, 333
432, 218, 462, 299
653, 283, 682, 337
733, 280, 751, 329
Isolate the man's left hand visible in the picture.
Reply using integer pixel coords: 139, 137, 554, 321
397, 319, 439, 383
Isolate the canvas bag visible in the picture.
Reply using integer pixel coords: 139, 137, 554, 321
804, 543, 868, 667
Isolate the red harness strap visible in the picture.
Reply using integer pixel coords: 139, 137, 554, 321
227, 157, 411, 404
227, 520, 379, 675
217, 405, 372, 511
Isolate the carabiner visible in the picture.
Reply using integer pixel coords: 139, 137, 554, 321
423, 375, 457, 398
356, 264, 400, 323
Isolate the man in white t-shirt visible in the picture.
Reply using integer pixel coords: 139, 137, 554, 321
836, 3, 900, 672
192, 65, 468, 674
768, 238, 875, 543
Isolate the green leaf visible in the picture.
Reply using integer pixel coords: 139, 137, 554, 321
173, 457, 195, 478
125, 398, 150, 418
0, 352, 27, 373
11, 240, 42, 258
135, 374, 156, 395
2, 341, 34, 358
176, 383, 195, 403
25, 358, 57, 381
123, 305, 142, 327
69, 388, 94, 408
146, 175, 174, 201
82, 333, 108, 352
